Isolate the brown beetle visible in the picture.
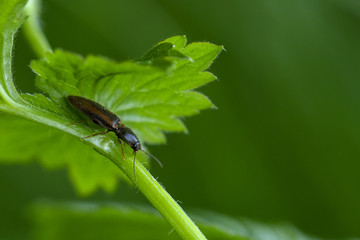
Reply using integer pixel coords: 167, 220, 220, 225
67, 95, 162, 181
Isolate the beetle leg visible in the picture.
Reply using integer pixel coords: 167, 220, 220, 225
82, 130, 109, 139
118, 139, 127, 160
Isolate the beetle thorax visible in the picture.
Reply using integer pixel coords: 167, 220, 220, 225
116, 126, 141, 151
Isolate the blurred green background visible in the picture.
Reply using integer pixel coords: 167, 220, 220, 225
2, 0, 360, 239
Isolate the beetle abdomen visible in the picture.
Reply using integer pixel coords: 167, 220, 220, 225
67, 95, 121, 129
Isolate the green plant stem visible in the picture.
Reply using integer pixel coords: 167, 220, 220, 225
0, 0, 27, 104
19, 0, 207, 239
110, 153, 206, 239
23, 0, 52, 58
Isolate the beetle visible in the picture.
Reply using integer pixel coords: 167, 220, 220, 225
67, 95, 162, 181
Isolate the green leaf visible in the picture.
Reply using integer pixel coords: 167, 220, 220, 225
30, 36, 221, 145
138, 36, 190, 69
138, 42, 188, 62
161, 35, 187, 50
31, 201, 319, 240
0, 35, 222, 195
181, 42, 222, 72
0, 1, 220, 237
0, 114, 132, 195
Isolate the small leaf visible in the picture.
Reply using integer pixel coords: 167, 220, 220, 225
181, 42, 224, 72
161, 35, 187, 50
138, 42, 188, 62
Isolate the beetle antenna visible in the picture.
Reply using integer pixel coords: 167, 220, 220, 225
140, 149, 163, 168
